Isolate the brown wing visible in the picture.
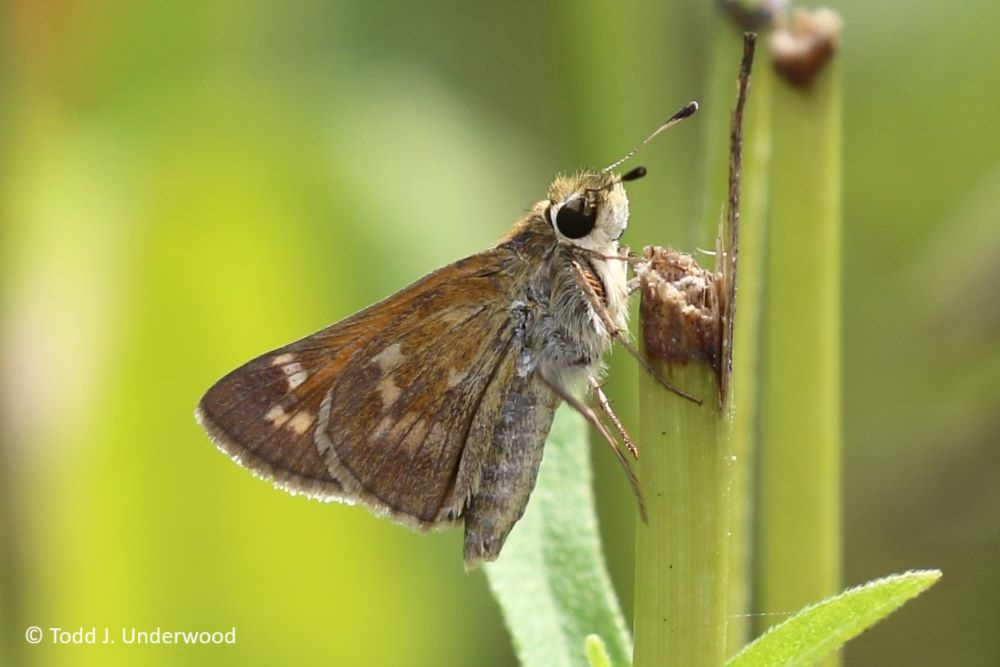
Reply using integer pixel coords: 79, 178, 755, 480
195, 247, 523, 527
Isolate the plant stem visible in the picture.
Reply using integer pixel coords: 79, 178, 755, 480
634, 361, 732, 667
632, 239, 746, 667
757, 11, 843, 662
696, 16, 774, 655
632, 35, 754, 665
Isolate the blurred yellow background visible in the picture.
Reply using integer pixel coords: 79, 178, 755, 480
2, 1, 998, 665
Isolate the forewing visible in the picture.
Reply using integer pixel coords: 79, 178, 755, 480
196, 248, 521, 526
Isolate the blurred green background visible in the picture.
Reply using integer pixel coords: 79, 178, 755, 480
1, 1, 998, 665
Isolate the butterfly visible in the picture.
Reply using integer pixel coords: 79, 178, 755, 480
196, 102, 698, 567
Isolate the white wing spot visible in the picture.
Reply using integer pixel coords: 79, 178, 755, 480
287, 410, 315, 435
285, 363, 307, 389
376, 377, 401, 407
271, 353, 307, 389
371, 415, 393, 441
371, 342, 406, 373
265, 404, 290, 427
316, 389, 334, 456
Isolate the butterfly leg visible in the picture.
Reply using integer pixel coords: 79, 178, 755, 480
589, 378, 638, 459
573, 246, 641, 292
536, 371, 646, 522
570, 259, 701, 405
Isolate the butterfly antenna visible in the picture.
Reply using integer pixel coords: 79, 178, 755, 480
585, 165, 648, 198
601, 100, 699, 174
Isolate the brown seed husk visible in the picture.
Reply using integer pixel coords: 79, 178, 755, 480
636, 247, 720, 371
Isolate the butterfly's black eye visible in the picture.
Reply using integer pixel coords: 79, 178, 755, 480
555, 197, 597, 239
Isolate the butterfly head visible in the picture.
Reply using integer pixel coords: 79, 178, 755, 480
541, 101, 699, 252
544, 166, 645, 251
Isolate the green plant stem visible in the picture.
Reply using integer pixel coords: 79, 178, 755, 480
697, 18, 774, 655
696, 20, 745, 250
757, 40, 843, 657
634, 363, 733, 667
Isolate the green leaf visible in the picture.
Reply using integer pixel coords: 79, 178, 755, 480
728, 569, 942, 667
584, 634, 613, 667
484, 408, 633, 667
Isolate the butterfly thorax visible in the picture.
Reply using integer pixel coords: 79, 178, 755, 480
499, 171, 631, 388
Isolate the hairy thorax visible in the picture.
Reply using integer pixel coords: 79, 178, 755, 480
501, 217, 627, 389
